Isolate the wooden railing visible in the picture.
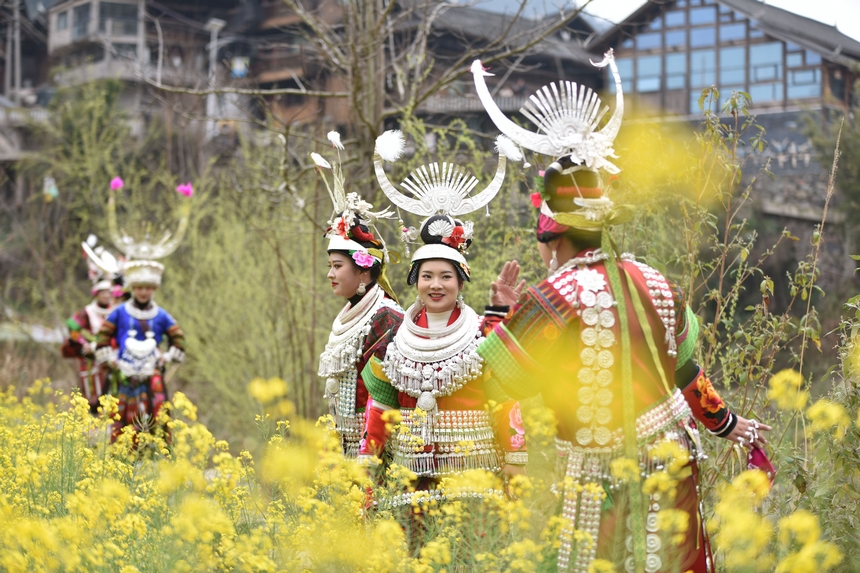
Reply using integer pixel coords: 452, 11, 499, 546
417, 94, 527, 113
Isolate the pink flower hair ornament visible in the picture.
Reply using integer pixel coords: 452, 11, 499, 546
352, 250, 377, 268
110, 177, 124, 191
509, 403, 525, 432
176, 182, 194, 197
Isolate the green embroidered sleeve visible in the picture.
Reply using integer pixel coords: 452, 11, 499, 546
675, 305, 699, 368
361, 356, 400, 409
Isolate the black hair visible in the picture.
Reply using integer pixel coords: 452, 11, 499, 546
418, 214, 473, 252
408, 258, 467, 287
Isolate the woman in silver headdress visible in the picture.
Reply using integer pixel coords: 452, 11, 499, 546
315, 133, 404, 457
358, 131, 529, 499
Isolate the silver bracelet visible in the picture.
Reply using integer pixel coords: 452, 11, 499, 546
504, 451, 529, 465
706, 412, 735, 437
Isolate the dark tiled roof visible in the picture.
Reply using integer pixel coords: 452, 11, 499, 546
593, 0, 860, 67
423, 5, 596, 65
719, 0, 860, 64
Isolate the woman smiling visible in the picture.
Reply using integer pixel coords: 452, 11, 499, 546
358, 131, 528, 494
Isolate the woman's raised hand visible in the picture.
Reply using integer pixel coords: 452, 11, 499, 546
490, 260, 527, 307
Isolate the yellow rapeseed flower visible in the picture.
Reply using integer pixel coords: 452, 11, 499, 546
657, 509, 690, 546
732, 469, 772, 503
588, 559, 617, 573
643, 471, 678, 500
806, 399, 851, 440
247, 377, 289, 405
610, 457, 641, 483
768, 369, 809, 411
418, 538, 452, 566
778, 510, 821, 546
649, 440, 689, 475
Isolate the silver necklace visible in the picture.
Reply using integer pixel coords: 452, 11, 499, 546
547, 249, 609, 282
383, 303, 484, 411
318, 284, 384, 378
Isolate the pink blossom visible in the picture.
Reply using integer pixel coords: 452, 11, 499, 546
510, 433, 525, 450
529, 192, 542, 208
111, 285, 125, 298
352, 250, 376, 268
176, 182, 194, 197
110, 177, 124, 190
509, 403, 525, 433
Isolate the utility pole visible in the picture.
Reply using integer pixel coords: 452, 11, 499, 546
13, 0, 20, 105
5, 15, 11, 98
204, 18, 225, 141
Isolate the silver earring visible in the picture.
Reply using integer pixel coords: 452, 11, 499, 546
356, 282, 366, 296
415, 294, 425, 308
457, 294, 465, 309
548, 249, 559, 276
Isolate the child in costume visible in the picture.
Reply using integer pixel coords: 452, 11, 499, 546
95, 179, 189, 439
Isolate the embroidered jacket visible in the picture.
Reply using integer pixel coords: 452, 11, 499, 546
360, 305, 527, 477
97, 300, 185, 378
477, 251, 728, 573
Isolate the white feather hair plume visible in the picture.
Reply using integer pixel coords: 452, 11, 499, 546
495, 135, 523, 162
375, 130, 406, 163
311, 152, 331, 169
327, 131, 344, 151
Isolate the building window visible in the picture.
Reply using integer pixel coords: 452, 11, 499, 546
690, 6, 716, 24
636, 55, 662, 92
749, 81, 782, 103
690, 49, 716, 88
787, 69, 821, 99
609, 57, 634, 93
649, 17, 662, 30
806, 51, 822, 66
666, 53, 686, 89
637, 32, 661, 50
749, 25, 764, 38
665, 30, 686, 47
719, 22, 745, 42
719, 46, 745, 84
750, 42, 782, 82
786, 53, 803, 68
99, 2, 139, 36
72, 3, 91, 40
665, 10, 686, 27
57, 10, 68, 31
690, 26, 715, 47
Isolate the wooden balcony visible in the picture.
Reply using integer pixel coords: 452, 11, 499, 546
417, 94, 528, 114
251, 45, 321, 84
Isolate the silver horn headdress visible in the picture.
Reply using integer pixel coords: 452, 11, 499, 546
373, 130, 521, 284
471, 49, 623, 173
82, 234, 121, 292
106, 178, 192, 287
